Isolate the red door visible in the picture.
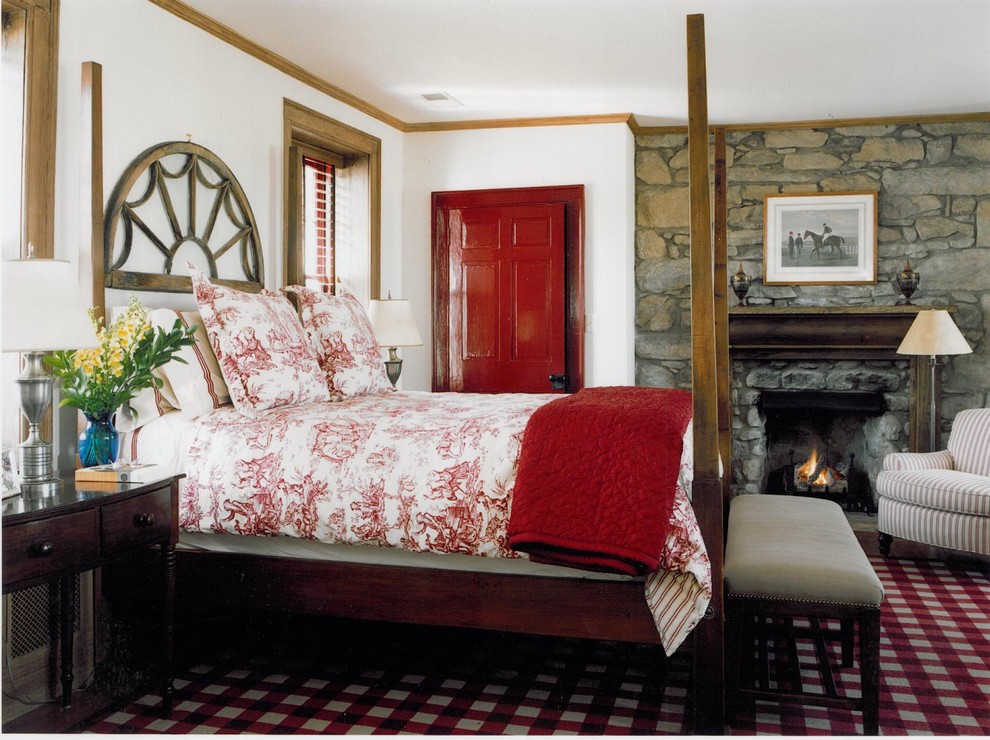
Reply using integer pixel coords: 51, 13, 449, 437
448, 203, 566, 393
433, 185, 584, 394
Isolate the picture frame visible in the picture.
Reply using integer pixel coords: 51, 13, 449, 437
763, 191, 878, 285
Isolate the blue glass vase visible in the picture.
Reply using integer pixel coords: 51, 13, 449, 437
79, 412, 119, 467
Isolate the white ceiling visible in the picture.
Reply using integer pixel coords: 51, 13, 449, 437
179, 0, 990, 127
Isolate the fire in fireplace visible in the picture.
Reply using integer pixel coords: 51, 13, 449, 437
794, 447, 849, 494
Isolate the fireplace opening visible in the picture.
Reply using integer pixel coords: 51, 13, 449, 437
761, 390, 884, 513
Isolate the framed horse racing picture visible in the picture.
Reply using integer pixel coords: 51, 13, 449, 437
763, 191, 878, 285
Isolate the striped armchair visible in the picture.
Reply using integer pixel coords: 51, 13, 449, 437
877, 408, 990, 556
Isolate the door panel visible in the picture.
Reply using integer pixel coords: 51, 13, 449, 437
432, 185, 584, 394
462, 262, 498, 359
512, 259, 552, 360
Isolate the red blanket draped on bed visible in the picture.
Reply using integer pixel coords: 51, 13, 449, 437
507, 386, 693, 576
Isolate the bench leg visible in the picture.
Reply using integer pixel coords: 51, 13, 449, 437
859, 610, 881, 736
841, 618, 855, 668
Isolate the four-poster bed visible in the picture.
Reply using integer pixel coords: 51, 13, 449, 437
87, 14, 729, 734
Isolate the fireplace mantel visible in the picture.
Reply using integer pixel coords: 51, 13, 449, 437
728, 305, 956, 360
728, 305, 958, 452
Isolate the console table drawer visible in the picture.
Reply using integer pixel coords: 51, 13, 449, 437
101, 487, 172, 556
3, 509, 99, 588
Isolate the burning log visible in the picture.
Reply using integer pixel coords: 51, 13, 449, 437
794, 448, 848, 494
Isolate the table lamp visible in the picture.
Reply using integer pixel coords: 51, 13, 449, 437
896, 309, 972, 452
368, 297, 422, 388
2, 258, 98, 496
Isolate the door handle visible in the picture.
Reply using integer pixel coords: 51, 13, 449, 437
548, 374, 567, 391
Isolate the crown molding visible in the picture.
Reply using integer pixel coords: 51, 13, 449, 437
634, 111, 990, 136
405, 113, 633, 133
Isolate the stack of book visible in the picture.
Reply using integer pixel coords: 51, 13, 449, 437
74, 462, 168, 486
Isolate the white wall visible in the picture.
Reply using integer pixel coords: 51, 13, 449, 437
401, 124, 636, 391
53, 0, 405, 313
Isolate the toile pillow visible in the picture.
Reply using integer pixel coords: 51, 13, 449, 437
286, 285, 392, 399
189, 265, 330, 417
147, 308, 231, 419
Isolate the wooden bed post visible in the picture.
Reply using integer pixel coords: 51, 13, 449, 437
714, 129, 731, 510
81, 61, 105, 322
686, 14, 726, 734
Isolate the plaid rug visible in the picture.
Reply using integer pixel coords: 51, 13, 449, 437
84, 556, 989, 735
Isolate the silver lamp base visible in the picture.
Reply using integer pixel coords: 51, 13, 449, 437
384, 347, 402, 388
14, 352, 61, 497
19, 478, 61, 497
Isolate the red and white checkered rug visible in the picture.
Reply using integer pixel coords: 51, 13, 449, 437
84, 556, 989, 735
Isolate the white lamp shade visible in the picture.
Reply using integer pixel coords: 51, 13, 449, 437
368, 298, 422, 348
896, 310, 972, 357
2, 259, 99, 352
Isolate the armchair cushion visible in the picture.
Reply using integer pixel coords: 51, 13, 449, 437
876, 469, 990, 517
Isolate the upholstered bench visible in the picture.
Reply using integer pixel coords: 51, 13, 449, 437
724, 495, 884, 735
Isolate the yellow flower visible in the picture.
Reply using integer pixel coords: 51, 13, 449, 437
73, 348, 99, 373
45, 293, 196, 419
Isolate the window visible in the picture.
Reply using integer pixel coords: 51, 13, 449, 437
301, 152, 337, 292
283, 99, 381, 305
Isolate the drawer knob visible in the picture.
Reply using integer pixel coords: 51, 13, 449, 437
133, 512, 156, 527
30, 542, 55, 557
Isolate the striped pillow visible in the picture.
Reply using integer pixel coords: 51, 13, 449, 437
115, 372, 179, 432
147, 308, 231, 419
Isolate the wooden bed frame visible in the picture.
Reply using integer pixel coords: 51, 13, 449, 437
88, 15, 729, 734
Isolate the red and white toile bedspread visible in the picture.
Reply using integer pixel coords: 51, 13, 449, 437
177, 391, 711, 654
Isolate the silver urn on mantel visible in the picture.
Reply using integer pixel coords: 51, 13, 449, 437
895, 259, 920, 304
729, 264, 752, 306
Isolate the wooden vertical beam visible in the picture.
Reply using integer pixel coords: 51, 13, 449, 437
713, 128, 732, 508
686, 13, 725, 735
80, 61, 105, 322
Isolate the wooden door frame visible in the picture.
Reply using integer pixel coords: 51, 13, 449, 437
431, 185, 585, 392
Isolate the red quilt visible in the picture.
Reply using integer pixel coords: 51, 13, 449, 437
507, 386, 693, 576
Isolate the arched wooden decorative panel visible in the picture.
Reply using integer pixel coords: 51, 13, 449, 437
104, 141, 264, 293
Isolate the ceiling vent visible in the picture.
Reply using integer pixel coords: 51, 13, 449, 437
420, 91, 463, 107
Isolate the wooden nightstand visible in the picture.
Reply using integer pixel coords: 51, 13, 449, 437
2, 473, 181, 731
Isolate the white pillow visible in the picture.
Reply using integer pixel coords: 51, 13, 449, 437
147, 308, 231, 419
115, 374, 178, 433
287, 285, 392, 399
190, 265, 329, 417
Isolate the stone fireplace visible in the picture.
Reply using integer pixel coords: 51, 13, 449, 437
728, 306, 950, 503
732, 360, 908, 504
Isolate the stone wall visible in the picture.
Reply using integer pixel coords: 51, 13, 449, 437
635, 119, 990, 489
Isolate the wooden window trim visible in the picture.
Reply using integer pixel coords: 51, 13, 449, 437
4, 0, 58, 258
295, 142, 344, 169
282, 98, 381, 296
